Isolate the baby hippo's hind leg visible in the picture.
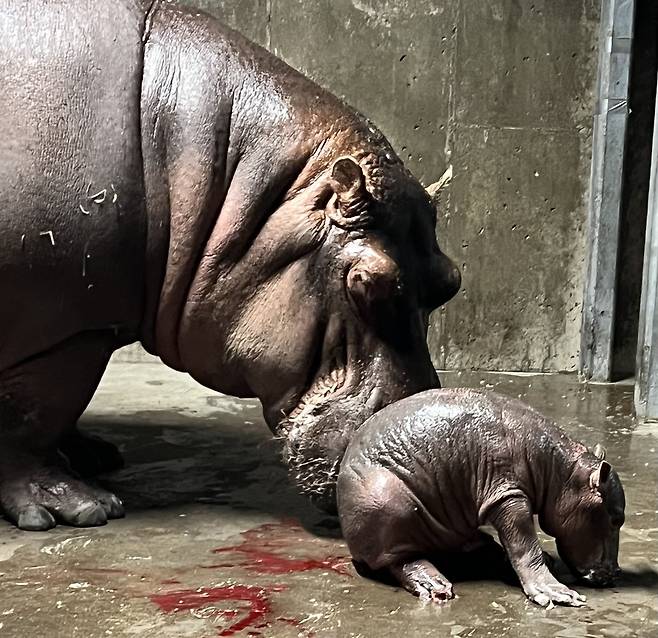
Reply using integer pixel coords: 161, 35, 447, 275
388, 559, 455, 602
337, 466, 454, 602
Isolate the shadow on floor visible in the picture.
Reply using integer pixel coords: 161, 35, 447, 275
80, 413, 341, 537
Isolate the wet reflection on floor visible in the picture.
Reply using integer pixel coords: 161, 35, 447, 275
0, 363, 656, 637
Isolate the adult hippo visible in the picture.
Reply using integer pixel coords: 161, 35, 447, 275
0, 0, 460, 530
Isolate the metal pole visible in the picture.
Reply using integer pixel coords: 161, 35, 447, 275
635, 69, 658, 419
580, 0, 635, 381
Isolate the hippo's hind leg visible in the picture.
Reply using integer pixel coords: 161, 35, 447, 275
337, 466, 454, 602
388, 558, 455, 602
0, 331, 124, 531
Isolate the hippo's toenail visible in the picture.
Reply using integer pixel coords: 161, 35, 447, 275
18, 504, 56, 531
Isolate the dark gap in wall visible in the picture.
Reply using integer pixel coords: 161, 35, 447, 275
611, 0, 658, 381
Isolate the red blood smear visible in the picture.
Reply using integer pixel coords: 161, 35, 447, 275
209, 521, 350, 576
150, 585, 285, 637
208, 551, 349, 575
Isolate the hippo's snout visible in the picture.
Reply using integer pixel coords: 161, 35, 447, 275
580, 564, 621, 588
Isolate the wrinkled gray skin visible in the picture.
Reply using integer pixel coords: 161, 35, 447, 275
0, 0, 460, 530
338, 389, 626, 608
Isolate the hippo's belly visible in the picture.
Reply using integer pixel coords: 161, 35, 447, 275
0, 0, 148, 369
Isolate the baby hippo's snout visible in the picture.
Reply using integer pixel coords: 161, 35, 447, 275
580, 563, 622, 588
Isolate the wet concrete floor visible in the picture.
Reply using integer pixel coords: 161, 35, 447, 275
0, 361, 656, 637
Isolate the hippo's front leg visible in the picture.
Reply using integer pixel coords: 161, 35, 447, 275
488, 496, 587, 608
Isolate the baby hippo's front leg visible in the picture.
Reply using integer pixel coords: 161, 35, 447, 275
488, 496, 587, 608
337, 466, 455, 602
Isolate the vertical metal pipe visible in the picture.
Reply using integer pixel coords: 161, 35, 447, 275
635, 69, 658, 419
580, 0, 635, 381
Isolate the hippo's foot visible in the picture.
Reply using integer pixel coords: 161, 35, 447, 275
60, 428, 124, 477
523, 578, 587, 608
390, 559, 455, 603
0, 461, 124, 531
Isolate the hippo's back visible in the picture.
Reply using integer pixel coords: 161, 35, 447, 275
0, 0, 150, 368
345, 388, 504, 467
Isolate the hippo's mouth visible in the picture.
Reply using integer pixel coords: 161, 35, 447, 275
265, 312, 433, 511
270, 323, 368, 509
284, 364, 350, 426
576, 566, 621, 588
560, 550, 621, 588
276, 318, 359, 432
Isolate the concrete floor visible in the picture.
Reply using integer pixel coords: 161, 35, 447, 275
0, 360, 656, 638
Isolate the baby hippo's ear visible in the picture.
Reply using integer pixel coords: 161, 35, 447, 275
589, 460, 612, 492
593, 443, 606, 460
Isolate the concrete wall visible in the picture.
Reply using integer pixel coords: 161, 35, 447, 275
120, 0, 601, 371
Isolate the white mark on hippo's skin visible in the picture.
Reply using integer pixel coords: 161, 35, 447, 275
89, 188, 106, 204
81, 184, 117, 211
82, 241, 89, 277
81, 182, 93, 213
39, 230, 55, 246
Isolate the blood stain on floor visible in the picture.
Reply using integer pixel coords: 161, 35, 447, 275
205, 520, 351, 576
150, 584, 285, 636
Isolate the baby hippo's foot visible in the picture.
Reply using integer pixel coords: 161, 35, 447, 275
523, 576, 586, 608
0, 461, 124, 531
390, 559, 455, 603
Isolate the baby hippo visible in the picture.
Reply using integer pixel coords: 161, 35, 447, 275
337, 389, 625, 607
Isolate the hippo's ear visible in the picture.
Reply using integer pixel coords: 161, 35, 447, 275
589, 461, 612, 491
593, 443, 606, 460
329, 157, 371, 220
